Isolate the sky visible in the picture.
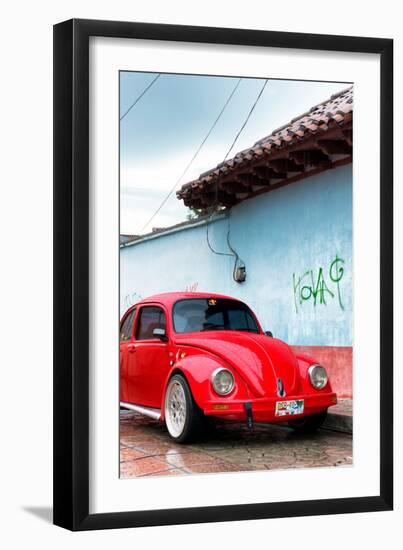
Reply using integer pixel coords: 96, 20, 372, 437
120, 72, 350, 235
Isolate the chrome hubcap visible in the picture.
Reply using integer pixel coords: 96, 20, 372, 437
165, 380, 187, 438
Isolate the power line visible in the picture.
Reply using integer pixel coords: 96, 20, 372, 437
223, 78, 269, 162
140, 78, 242, 233
120, 74, 161, 121
206, 78, 269, 263
206, 213, 233, 257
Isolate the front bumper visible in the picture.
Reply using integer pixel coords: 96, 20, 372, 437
203, 392, 337, 423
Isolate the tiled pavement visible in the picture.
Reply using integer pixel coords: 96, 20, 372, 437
120, 410, 353, 478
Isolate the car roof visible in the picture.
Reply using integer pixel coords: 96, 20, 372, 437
134, 291, 237, 307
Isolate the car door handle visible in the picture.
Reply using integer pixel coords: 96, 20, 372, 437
128, 345, 137, 353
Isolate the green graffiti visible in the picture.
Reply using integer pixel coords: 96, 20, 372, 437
329, 255, 345, 310
293, 255, 345, 313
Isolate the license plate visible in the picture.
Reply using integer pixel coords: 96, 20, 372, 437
275, 399, 304, 416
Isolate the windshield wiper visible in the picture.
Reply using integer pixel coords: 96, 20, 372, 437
200, 325, 259, 333
200, 324, 226, 331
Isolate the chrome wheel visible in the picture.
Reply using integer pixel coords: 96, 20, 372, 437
165, 379, 187, 438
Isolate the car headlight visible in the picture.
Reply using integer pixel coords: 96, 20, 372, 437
211, 368, 235, 395
308, 365, 328, 389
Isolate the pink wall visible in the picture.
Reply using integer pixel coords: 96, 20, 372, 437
292, 345, 352, 398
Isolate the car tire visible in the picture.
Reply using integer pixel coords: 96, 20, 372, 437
288, 411, 327, 433
164, 374, 207, 443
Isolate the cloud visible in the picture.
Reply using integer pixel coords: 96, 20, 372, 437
121, 144, 226, 192
119, 80, 348, 235
120, 144, 228, 234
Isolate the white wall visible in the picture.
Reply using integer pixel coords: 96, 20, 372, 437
1, 1, 401, 549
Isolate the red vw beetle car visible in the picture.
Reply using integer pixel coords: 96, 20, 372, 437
120, 292, 337, 442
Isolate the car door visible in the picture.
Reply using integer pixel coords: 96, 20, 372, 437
127, 305, 169, 408
119, 308, 136, 403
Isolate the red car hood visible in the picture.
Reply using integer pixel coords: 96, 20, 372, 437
174, 331, 300, 398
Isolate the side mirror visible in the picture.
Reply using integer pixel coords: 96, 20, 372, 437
153, 327, 168, 341
265, 330, 273, 337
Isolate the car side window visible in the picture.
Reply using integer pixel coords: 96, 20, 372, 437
120, 309, 136, 342
136, 306, 166, 340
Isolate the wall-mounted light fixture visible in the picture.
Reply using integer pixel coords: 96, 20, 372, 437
234, 263, 246, 283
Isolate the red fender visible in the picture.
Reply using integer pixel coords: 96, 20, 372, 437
160, 351, 249, 419
296, 353, 334, 394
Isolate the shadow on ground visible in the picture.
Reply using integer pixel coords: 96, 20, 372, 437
22, 506, 53, 524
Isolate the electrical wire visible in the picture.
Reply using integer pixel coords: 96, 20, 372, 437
206, 212, 233, 257
140, 78, 242, 233
120, 74, 161, 121
222, 78, 269, 163
206, 79, 269, 276
226, 218, 242, 279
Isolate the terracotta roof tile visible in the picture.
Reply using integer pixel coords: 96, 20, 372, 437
177, 86, 353, 206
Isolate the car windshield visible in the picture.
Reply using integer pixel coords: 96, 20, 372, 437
173, 298, 260, 334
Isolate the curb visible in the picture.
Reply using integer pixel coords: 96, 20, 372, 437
323, 412, 352, 434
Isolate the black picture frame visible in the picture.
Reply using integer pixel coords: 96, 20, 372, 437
53, 18, 393, 531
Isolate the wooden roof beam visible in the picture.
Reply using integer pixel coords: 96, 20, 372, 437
200, 190, 237, 208
236, 173, 270, 188
220, 180, 250, 193
317, 139, 352, 155
289, 149, 330, 166
251, 166, 287, 182
269, 158, 305, 174
342, 129, 353, 146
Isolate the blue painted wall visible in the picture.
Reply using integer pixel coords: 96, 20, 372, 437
120, 164, 352, 346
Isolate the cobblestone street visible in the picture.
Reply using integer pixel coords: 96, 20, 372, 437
120, 410, 352, 478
